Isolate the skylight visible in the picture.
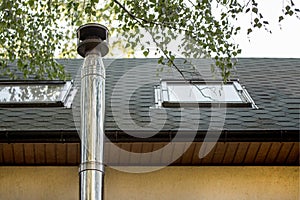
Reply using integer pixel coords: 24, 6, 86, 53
154, 79, 257, 108
0, 81, 74, 107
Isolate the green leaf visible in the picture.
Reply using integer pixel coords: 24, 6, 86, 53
158, 56, 164, 65
252, 7, 258, 14
143, 50, 149, 57
257, 23, 262, 28
28, 0, 34, 8
148, 14, 155, 21
279, 16, 284, 22
170, 55, 175, 61
247, 28, 252, 34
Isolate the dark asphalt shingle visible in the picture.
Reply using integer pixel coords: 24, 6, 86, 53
0, 58, 299, 134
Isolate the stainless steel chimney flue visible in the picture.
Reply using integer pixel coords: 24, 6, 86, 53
77, 23, 109, 200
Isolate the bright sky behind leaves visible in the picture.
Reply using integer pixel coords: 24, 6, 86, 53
63, 0, 300, 58
234, 0, 300, 58
131, 0, 300, 58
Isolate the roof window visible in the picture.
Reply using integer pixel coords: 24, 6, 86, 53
154, 79, 257, 108
0, 80, 75, 107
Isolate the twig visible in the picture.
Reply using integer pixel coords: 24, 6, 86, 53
114, 0, 218, 101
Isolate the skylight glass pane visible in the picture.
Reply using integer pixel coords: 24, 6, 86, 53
167, 83, 243, 102
0, 84, 65, 103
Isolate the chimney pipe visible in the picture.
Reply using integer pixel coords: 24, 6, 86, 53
77, 23, 109, 200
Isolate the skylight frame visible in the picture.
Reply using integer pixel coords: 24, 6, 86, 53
0, 80, 73, 107
154, 79, 257, 108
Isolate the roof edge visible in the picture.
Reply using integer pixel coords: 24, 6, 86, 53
0, 129, 298, 143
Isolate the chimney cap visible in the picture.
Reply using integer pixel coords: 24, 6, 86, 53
77, 23, 109, 41
77, 23, 109, 57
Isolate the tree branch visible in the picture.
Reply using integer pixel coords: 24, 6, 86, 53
113, 0, 218, 101
113, 0, 196, 35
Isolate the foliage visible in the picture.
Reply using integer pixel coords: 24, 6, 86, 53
0, 0, 299, 80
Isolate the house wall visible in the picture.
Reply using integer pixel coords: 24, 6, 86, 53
0, 166, 298, 200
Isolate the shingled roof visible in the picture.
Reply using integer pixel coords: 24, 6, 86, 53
0, 58, 299, 166
0, 58, 299, 139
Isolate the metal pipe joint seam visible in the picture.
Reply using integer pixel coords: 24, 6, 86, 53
79, 161, 105, 173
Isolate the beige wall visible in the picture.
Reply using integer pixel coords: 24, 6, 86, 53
0, 167, 78, 200
0, 166, 298, 200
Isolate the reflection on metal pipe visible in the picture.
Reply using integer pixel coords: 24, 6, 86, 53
77, 23, 109, 200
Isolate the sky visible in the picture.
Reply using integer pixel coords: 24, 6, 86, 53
120, 0, 300, 59
233, 0, 300, 58
69, 0, 300, 59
